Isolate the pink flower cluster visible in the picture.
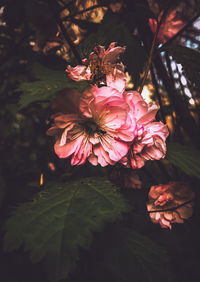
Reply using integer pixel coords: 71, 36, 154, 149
66, 42, 126, 92
147, 182, 194, 229
47, 43, 169, 169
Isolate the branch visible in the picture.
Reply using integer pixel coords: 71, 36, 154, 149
62, 4, 106, 21
150, 65, 166, 123
147, 199, 194, 214
48, 0, 82, 64
157, 12, 200, 53
138, 9, 169, 93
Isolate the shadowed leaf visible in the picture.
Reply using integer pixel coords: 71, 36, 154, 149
166, 142, 200, 179
18, 63, 88, 109
4, 177, 130, 281
90, 225, 171, 282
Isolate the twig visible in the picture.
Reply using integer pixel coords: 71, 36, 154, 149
48, 0, 82, 64
150, 65, 166, 123
157, 12, 200, 53
148, 199, 194, 214
62, 4, 106, 21
138, 9, 169, 93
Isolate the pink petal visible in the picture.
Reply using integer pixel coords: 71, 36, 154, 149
104, 46, 126, 63
88, 153, 98, 166
54, 135, 84, 159
46, 125, 61, 136
107, 42, 117, 51
93, 86, 122, 102
67, 65, 91, 81
101, 135, 129, 162
137, 102, 159, 124
131, 155, 145, 169
103, 107, 127, 129
145, 122, 169, 141
106, 72, 126, 92
93, 144, 114, 167
60, 123, 75, 146
71, 139, 92, 165
54, 114, 78, 128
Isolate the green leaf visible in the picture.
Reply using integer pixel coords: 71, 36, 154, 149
77, 12, 146, 88
93, 226, 171, 282
4, 177, 130, 281
18, 63, 88, 109
166, 142, 200, 179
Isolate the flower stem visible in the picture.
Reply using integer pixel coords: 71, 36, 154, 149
138, 10, 168, 94
147, 199, 194, 214
62, 4, 106, 21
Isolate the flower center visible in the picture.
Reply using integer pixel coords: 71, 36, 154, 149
80, 118, 106, 136
89, 60, 107, 83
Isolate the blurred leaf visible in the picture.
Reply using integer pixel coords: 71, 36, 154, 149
167, 44, 200, 89
77, 12, 146, 87
93, 226, 171, 282
18, 63, 88, 109
166, 142, 200, 179
4, 177, 130, 281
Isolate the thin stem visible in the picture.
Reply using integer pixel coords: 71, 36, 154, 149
147, 199, 194, 214
138, 9, 168, 93
150, 65, 166, 123
158, 12, 200, 53
62, 4, 106, 21
48, 0, 82, 64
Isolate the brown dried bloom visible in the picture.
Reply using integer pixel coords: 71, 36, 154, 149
147, 182, 195, 229
109, 167, 142, 189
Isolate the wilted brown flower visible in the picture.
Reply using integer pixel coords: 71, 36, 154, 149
147, 182, 195, 229
109, 167, 142, 189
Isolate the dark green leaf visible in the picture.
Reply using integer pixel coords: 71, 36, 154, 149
166, 142, 200, 179
4, 177, 130, 281
18, 63, 88, 109
94, 226, 171, 282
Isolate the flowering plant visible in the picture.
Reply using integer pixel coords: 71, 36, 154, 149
2, 2, 200, 281
48, 43, 169, 171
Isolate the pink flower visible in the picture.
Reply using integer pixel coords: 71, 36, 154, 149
147, 182, 195, 229
66, 42, 126, 92
119, 91, 168, 169
47, 86, 136, 166
130, 121, 169, 169
149, 10, 184, 44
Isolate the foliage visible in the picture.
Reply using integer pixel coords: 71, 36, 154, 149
166, 142, 200, 179
4, 177, 130, 281
18, 63, 88, 109
1, 1, 200, 282
91, 226, 171, 282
